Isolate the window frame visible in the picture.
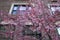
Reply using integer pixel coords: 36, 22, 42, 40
9, 3, 30, 14
48, 4, 60, 15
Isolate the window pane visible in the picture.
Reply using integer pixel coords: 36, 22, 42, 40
13, 5, 19, 10
19, 6, 27, 10
56, 7, 60, 11
57, 28, 60, 35
28, 7, 32, 10
12, 10, 17, 14
51, 7, 56, 12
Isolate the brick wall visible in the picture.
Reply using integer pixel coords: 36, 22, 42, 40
0, 0, 29, 13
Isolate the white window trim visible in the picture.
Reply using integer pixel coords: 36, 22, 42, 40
9, 3, 30, 14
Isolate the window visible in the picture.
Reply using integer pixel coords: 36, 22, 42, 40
51, 0, 57, 2
0, 26, 5, 31
19, 5, 27, 10
57, 28, 60, 35
55, 21, 60, 35
48, 4, 60, 14
51, 6, 60, 13
9, 3, 32, 15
